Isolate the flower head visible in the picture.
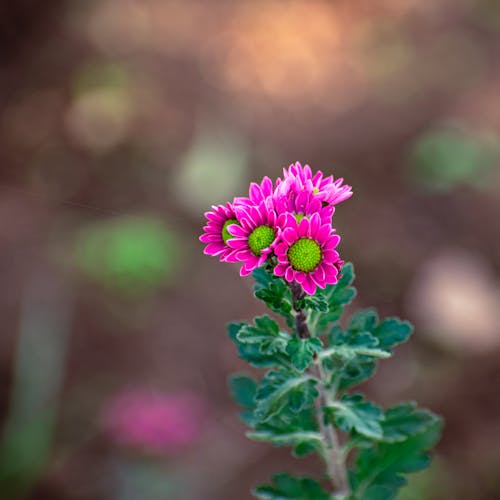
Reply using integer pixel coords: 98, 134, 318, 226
200, 161, 351, 291
227, 200, 280, 276
274, 212, 343, 294
199, 202, 240, 262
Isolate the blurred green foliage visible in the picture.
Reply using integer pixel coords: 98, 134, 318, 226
409, 125, 498, 191
74, 216, 179, 296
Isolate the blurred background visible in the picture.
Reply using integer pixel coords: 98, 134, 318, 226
0, 0, 499, 499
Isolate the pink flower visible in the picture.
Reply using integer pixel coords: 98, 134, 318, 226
199, 202, 240, 262
101, 390, 206, 454
277, 161, 353, 206
274, 212, 343, 295
227, 200, 280, 276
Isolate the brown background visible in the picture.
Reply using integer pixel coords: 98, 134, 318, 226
1, 1, 499, 499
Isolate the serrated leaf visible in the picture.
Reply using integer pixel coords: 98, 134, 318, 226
286, 338, 323, 372
236, 316, 291, 356
373, 318, 413, 350
350, 412, 443, 500
348, 309, 378, 333
254, 473, 330, 500
337, 357, 377, 391
325, 312, 413, 390
254, 370, 318, 422
296, 294, 329, 312
326, 394, 383, 440
308, 262, 357, 335
381, 403, 438, 443
253, 267, 294, 326
228, 322, 288, 368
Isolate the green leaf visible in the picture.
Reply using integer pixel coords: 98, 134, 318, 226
228, 373, 258, 425
323, 311, 413, 390
228, 322, 288, 368
325, 394, 383, 440
286, 338, 323, 372
253, 267, 294, 327
348, 309, 378, 333
254, 370, 318, 422
229, 374, 257, 409
381, 403, 439, 443
237, 316, 291, 356
296, 294, 328, 312
254, 473, 330, 500
373, 318, 413, 351
247, 430, 323, 453
321, 326, 390, 390
309, 262, 357, 335
319, 333, 390, 363
336, 357, 377, 391
293, 441, 317, 458
350, 411, 443, 500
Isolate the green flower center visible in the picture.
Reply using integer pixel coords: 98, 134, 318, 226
248, 225, 275, 256
222, 219, 239, 244
288, 238, 322, 272
294, 213, 306, 223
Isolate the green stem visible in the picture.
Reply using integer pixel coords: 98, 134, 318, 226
288, 283, 350, 498
314, 362, 350, 499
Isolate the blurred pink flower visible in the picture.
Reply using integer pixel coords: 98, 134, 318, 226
101, 389, 206, 454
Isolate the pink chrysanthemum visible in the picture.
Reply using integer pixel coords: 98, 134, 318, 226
275, 187, 334, 225
274, 213, 343, 295
234, 175, 274, 208
227, 201, 279, 276
278, 161, 353, 206
199, 202, 240, 262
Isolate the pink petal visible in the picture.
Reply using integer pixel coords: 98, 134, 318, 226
261, 176, 273, 196
302, 274, 316, 295
285, 267, 294, 282
282, 228, 298, 245
205, 212, 224, 223
309, 213, 320, 238
240, 265, 253, 277
298, 216, 309, 236
224, 251, 239, 263
203, 243, 224, 256
200, 233, 222, 243
277, 253, 289, 264
274, 242, 288, 255
227, 238, 247, 249
228, 224, 246, 237
274, 264, 287, 276
316, 224, 331, 242
249, 182, 262, 202
314, 265, 326, 282
295, 271, 306, 284
324, 235, 340, 249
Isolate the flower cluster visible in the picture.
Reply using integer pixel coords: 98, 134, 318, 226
200, 162, 352, 295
